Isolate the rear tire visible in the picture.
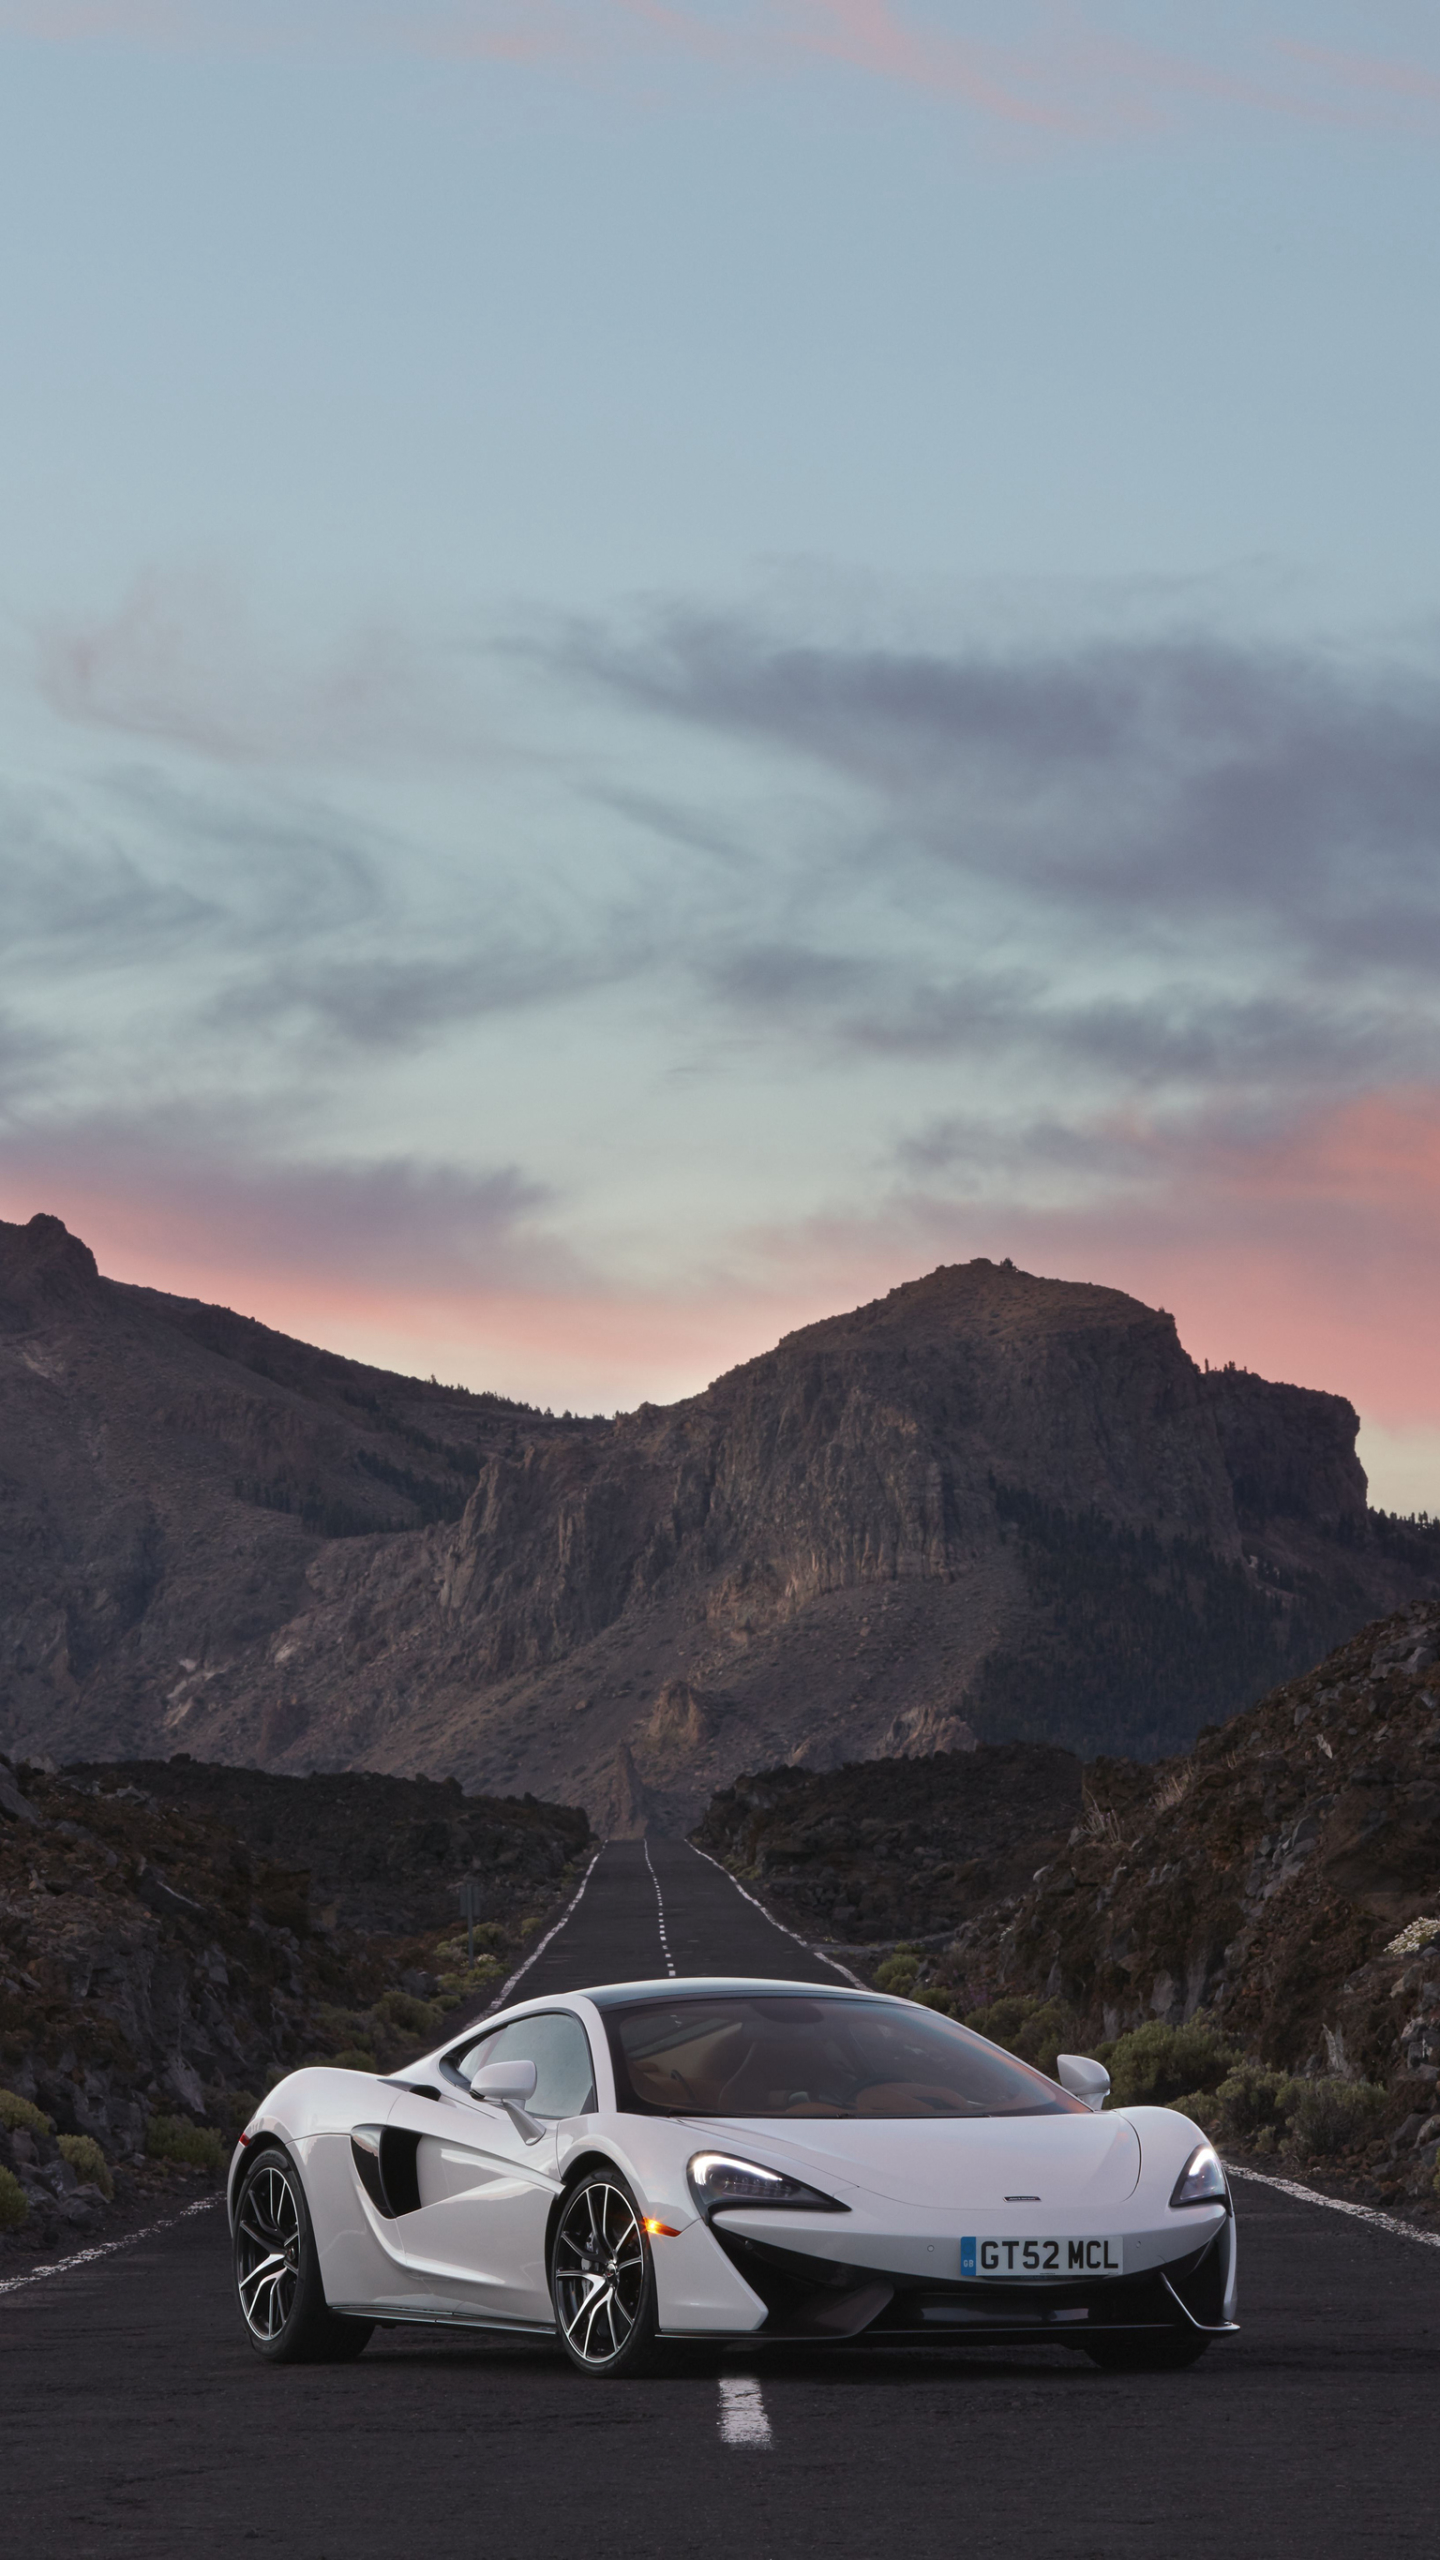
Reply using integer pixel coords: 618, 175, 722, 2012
1084, 2329, 1210, 2372
233, 2146, 373, 2365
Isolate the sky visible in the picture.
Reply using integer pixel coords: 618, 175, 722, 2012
2, 2, 1440, 1508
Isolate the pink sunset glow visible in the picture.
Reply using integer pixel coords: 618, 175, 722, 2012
8, 1081, 1438, 1434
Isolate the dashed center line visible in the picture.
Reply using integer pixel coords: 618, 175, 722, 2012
643, 1837, 677, 1976
718, 2374, 772, 2447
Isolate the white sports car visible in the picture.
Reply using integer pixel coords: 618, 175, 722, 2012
228, 1976, 1237, 2377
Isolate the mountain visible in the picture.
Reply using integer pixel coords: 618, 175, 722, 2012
0, 1212, 595, 1759
2, 1211, 1437, 1825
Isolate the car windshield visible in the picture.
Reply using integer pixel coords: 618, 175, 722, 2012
605, 1994, 1085, 2120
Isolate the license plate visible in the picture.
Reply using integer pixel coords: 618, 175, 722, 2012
960, 2237, 1125, 2278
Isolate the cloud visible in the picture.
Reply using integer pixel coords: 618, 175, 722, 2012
1280, 34, 1440, 119
10, 563, 1440, 1439
0, 1114, 572, 1294
35, 572, 477, 771
566, 609, 1440, 982
6, 2, 1440, 140
208, 929, 649, 1051
0, 783, 221, 965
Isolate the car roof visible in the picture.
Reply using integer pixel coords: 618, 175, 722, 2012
577, 1976, 880, 2011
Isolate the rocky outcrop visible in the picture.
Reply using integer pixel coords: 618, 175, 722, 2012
0, 1747, 590, 2193
2, 1214, 1436, 1822
829, 1603, 1440, 2100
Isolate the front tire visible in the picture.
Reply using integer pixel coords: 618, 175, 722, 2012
1085, 2329, 1210, 2372
233, 2147, 373, 2364
550, 2171, 663, 2378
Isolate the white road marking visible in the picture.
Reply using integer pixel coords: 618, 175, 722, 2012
1229, 2163, 1440, 2249
687, 1841, 866, 1986
484, 1847, 605, 2014
0, 2193, 223, 2298
644, 1837, 677, 1975
718, 2374, 773, 2447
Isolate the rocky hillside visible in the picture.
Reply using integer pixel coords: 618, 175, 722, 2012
58, 1754, 590, 1937
0, 1749, 589, 2250
965, 1601, 1440, 2085
692, 1744, 1083, 1945
702, 1604, 1440, 2204
3, 1211, 1437, 1827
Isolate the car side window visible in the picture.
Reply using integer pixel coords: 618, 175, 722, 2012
454, 2012, 597, 2120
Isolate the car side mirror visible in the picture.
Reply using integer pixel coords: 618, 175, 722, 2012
470, 2059, 538, 2103
1056, 2054, 1110, 2113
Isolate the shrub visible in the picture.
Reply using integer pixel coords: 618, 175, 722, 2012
433, 1923, 506, 1967
0, 2164, 27, 2230
205, 2088, 261, 2134
58, 2135, 114, 2200
327, 2048, 377, 2074
1164, 2089, 1222, 2133
1210, 2064, 1299, 2148
0, 2087, 54, 2138
443, 1955, 499, 1996
1099, 2020, 1241, 2108
376, 1990, 444, 2039
145, 2115, 227, 2175
315, 2005, 376, 2046
435, 1958, 501, 2002
874, 1950, 922, 1996
1287, 2077, 1387, 2161
966, 1996, 1077, 2082
911, 1987, 959, 2017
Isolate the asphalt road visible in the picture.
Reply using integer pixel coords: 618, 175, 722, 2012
5, 1839, 1439, 2560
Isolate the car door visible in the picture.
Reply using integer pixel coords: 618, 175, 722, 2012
387, 2011, 597, 2328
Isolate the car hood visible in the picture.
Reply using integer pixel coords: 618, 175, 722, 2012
701, 2113, 1143, 2210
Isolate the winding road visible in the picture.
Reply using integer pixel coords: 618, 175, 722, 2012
5, 1838, 1438, 2560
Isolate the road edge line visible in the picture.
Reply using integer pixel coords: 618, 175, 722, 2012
1228, 2161, 1440, 2249
483, 1846, 605, 2015
0, 2193, 223, 2298
686, 1841, 867, 1987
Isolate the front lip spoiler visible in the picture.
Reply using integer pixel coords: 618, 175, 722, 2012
1160, 2271, 1240, 2335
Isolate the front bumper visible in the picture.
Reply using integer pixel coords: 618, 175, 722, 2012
704, 2213, 1237, 2346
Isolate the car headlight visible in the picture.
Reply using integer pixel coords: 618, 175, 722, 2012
1170, 2142, 1228, 2209
687, 2151, 847, 2215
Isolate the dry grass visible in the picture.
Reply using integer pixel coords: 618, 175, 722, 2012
1152, 1766, 1193, 1815
1079, 1797, 1123, 1844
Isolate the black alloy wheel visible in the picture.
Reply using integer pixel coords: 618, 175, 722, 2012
550, 2171, 664, 2377
233, 2147, 373, 2364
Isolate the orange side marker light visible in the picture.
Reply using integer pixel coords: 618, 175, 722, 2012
644, 2219, 680, 2237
